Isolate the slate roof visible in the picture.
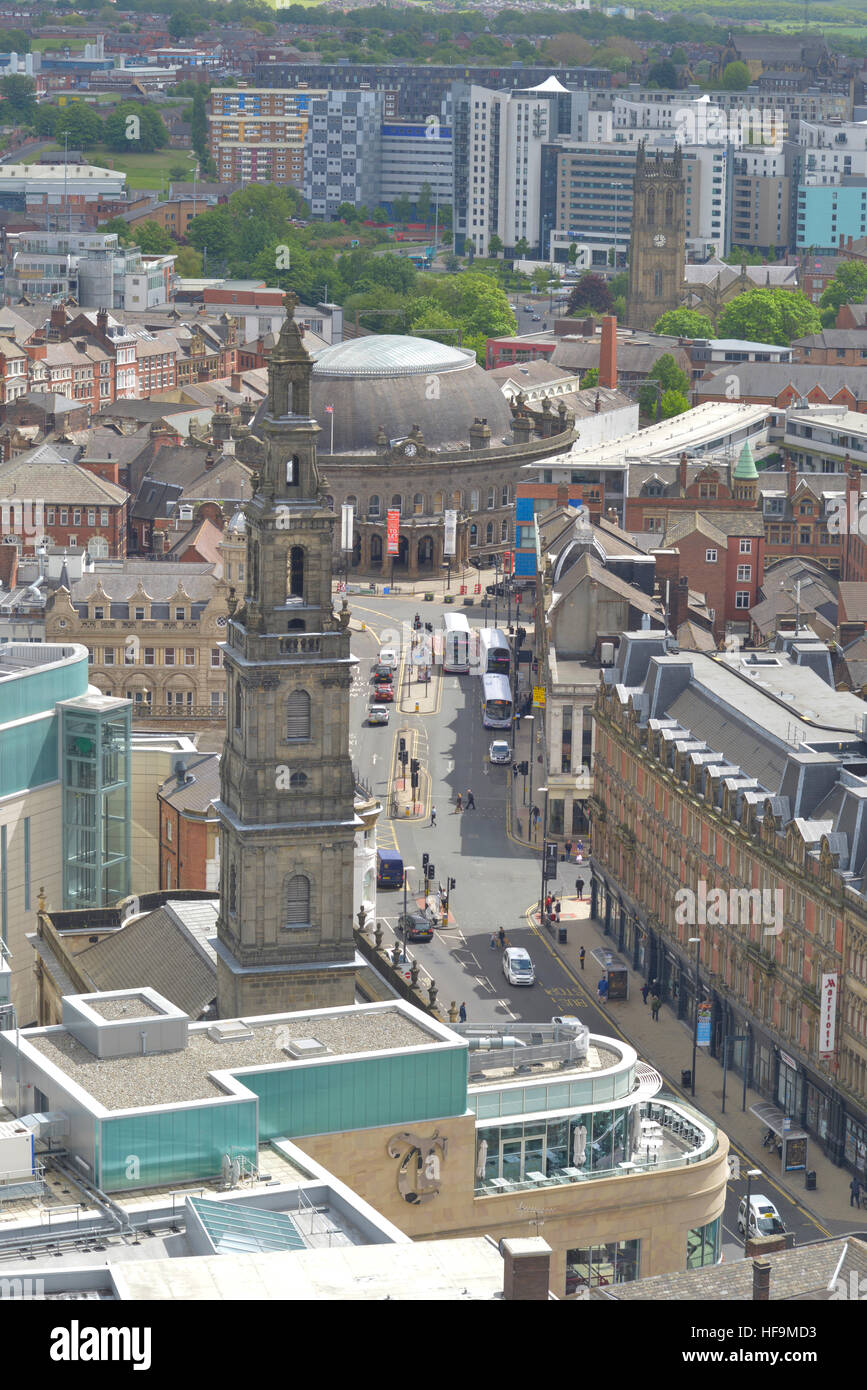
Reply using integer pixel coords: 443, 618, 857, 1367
696, 363, 867, 402
0, 457, 126, 505
159, 752, 220, 813
839, 582, 867, 624
663, 509, 765, 547
593, 1237, 867, 1301
794, 330, 867, 350
68, 561, 218, 603
78, 426, 153, 468
131, 477, 184, 520
683, 258, 799, 289
11, 391, 82, 415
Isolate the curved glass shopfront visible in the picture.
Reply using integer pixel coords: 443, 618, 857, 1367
478, 1108, 631, 1184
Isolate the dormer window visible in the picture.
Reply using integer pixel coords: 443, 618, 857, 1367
93, 605, 104, 620
134, 606, 145, 620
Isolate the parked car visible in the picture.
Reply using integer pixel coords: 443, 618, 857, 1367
503, 947, 536, 986
737, 1194, 785, 1238
378, 647, 398, 669
367, 706, 389, 725
489, 740, 511, 765
522, 304, 533, 313
372, 683, 394, 702
372, 665, 393, 684
397, 909, 436, 942
532, 314, 541, 322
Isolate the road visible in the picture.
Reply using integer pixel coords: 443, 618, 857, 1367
348, 589, 831, 1255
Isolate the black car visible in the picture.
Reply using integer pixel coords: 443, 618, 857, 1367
397, 910, 436, 942
372, 664, 393, 683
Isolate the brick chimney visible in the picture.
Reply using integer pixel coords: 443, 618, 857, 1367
752, 1259, 771, 1301
500, 1238, 552, 1301
230, 371, 243, 393
787, 454, 798, 499
469, 417, 492, 449
599, 315, 617, 390
96, 307, 108, 336
49, 304, 66, 333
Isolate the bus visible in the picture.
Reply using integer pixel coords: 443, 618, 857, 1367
443, 612, 471, 673
481, 672, 513, 729
479, 627, 511, 677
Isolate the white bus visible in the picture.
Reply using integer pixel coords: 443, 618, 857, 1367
479, 627, 511, 677
443, 612, 471, 673
481, 672, 513, 729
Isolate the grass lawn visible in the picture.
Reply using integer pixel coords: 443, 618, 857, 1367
23, 143, 195, 192
30, 37, 89, 52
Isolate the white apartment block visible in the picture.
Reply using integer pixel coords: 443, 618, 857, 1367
798, 120, 867, 184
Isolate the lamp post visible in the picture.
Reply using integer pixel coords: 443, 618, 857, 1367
744, 1168, 762, 1254
688, 936, 701, 1099
537, 785, 549, 924
523, 714, 534, 809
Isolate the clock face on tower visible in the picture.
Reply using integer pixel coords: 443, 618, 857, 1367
652, 233, 667, 248
403, 442, 417, 458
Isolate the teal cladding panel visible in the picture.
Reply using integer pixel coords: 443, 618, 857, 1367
99, 1101, 259, 1191
0, 654, 88, 724
0, 715, 59, 796
242, 1049, 468, 1141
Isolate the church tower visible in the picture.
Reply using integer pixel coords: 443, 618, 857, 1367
625, 144, 686, 332
215, 293, 358, 1018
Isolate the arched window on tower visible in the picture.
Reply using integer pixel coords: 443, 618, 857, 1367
646, 191, 655, 222
284, 874, 311, 928
286, 454, 300, 486
234, 678, 242, 731
229, 864, 237, 915
653, 269, 663, 298
250, 539, 259, 600
289, 545, 304, 598
665, 190, 674, 225
285, 690, 311, 741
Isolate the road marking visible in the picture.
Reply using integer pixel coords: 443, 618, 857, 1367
474, 975, 496, 993
495, 998, 518, 1019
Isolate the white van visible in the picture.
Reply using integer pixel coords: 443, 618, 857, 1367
737, 1193, 786, 1238
378, 647, 398, 669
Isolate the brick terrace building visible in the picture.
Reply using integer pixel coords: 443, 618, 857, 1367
158, 752, 220, 893
659, 508, 766, 640
591, 631, 867, 1176
0, 452, 127, 557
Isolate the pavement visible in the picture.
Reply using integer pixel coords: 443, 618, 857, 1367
536, 892, 860, 1233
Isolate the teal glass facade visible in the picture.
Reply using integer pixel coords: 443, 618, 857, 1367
99, 1101, 259, 1190
0, 647, 88, 800
687, 1217, 720, 1268
61, 703, 131, 908
240, 1049, 468, 1140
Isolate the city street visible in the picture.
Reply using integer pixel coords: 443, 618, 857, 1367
347, 589, 835, 1256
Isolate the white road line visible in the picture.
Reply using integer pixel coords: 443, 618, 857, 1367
474, 975, 496, 993
496, 998, 518, 1019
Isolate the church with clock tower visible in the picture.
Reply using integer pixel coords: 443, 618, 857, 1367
625, 143, 686, 332
214, 294, 359, 1018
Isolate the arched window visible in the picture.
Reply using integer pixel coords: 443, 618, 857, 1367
228, 864, 237, 915
289, 771, 308, 789
486, 521, 494, 545
470, 489, 480, 512
285, 689, 311, 741
451, 490, 461, 509
665, 189, 674, 225
370, 534, 383, 567
88, 535, 109, 559
487, 488, 495, 510
413, 492, 424, 515
470, 523, 478, 547
368, 494, 381, 519
250, 539, 259, 597
501, 485, 510, 506
345, 494, 357, 511
289, 545, 304, 598
653, 269, 663, 298
286, 454, 299, 486
234, 678, 242, 731
646, 191, 655, 222
500, 518, 509, 541
391, 493, 402, 515
284, 874, 310, 928
434, 492, 444, 513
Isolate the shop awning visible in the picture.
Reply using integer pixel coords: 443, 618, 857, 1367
749, 1101, 808, 1140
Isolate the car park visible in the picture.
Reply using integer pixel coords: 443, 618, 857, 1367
372, 683, 394, 702
737, 1194, 785, 1237
503, 947, 536, 986
489, 740, 511, 765
397, 909, 436, 942
367, 706, 389, 725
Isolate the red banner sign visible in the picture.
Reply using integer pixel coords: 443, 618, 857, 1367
386, 509, 400, 556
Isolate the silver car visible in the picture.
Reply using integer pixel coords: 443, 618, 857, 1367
489, 740, 511, 765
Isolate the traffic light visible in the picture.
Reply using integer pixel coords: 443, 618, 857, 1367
449, 877, 456, 891
422, 852, 429, 871
427, 863, 436, 881
519, 760, 529, 776
410, 758, 420, 777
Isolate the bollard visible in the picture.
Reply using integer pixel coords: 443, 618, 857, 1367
415, 702, 419, 713
405, 806, 410, 817
448, 1001, 458, 1023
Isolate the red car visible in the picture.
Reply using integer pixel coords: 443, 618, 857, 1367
373, 683, 394, 702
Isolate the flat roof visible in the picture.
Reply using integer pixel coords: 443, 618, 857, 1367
27, 1005, 447, 1111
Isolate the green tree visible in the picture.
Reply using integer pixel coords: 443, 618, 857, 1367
98, 216, 134, 245
488, 233, 503, 257
168, 11, 200, 40
820, 261, 867, 317
54, 103, 104, 149
582, 367, 599, 388
169, 163, 189, 181
648, 58, 678, 88
430, 270, 517, 340
639, 352, 689, 414
335, 201, 360, 223
103, 102, 167, 154
722, 60, 751, 91
567, 242, 578, 266
190, 85, 208, 165
567, 272, 612, 315
174, 245, 203, 277
716, 287, 821, 346
186, 206, 233, 260
416, 181, 432, 226
371, 207, 389, 225
531, 267, 549, 293
513, 236, 530, 259
653, 308, 714, 337
660, 388, 690, 418
408, 298, 461, 345
33, 104, 59, 138
133, 221, 177, 255
610, 271, 629, 299
392, 193, 412, 224
0, 74, 36, 124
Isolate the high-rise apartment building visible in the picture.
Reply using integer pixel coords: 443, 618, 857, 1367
303, 91, 383, 221
208, 87, 326, 188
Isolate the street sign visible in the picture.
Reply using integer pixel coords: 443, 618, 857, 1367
533, 686, 546, 706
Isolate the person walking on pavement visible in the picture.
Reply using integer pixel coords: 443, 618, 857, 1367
564, 841, 573, 861
576, 877, 585, 900
650, 993, 661, 1021
490, 932, 497, 950
430, 806, 437, 827
498, 927, 506, 949
851, 1175, 862, 1209
455, 791, 463, 813
512, 763, 519, 781
641, 981, 651, 1006
579, 945, 586, 971
466, 788, 476, 810
458, 1002, 467, 1024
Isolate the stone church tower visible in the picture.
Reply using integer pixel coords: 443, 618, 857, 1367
215, 294, 358, 1018
625, 144, 686, 332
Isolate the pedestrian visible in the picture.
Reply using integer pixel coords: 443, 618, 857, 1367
565, 840, 573, 861
490, 932, 497, 950
455, 791, 463, 813
545, 894, 552, 914
430, 806, 437, 827
458, 1001, 467, 1023
641, 981, 651, 1006
851, 1175, 862, 1209
576, 878, 585, 900
579, 945, 585, 971
466, 788, 476, 810
650, 994, 661, 1021
498, 927, 506, 948
512, 763, 519, 780
554, 898, 561, 916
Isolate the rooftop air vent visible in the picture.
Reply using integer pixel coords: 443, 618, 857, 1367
282, 1036, 330, 1060
208, 1020, 254, 1044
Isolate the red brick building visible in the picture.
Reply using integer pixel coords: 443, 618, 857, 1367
0, 455, 128, 558
659, 510, 766, 639
158, 753, 220, 893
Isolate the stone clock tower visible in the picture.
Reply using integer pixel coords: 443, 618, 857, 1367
215, 293, 359, 1018
625, 143, 686, 332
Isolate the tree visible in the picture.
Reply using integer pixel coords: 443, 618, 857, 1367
371, 207, 389, 225
335, 201, 360, 223
488, 233, 503, 257
392, 193, 412, 225
190, 85, 208, 165
567, 273, 612, 316
430, 271, 517, 340
408, 298, 461, 345
716, 287, 821, 346
650, 353, 689, 394
416, 181, 432, 226
582, 367, 599, 388
134, 221, 177, 255
648, 59, 678, 88
722, 61, 751, 91
169, 163, 189, 181
513, 236, 530, 259
660, 388, 689, 418
531, 267, 549, 293
54, 103, 104, 150
98, 217, 134, 246
103, 103, 167, 154
567, 242, 578, 266
174, 245, 202, 277
168, 11, 200, 40
820, 261, 867, 317
542, 33, 594, 65
0, 74, 36, 124
653, 308, 714, 338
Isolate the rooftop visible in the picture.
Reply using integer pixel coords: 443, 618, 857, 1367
312, 335, 474, 378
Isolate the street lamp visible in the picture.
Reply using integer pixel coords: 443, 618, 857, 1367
688, 936, 701, 1099
523, 714, 535, 808
744, 1168, 762, 1253
537, 785, 549, 925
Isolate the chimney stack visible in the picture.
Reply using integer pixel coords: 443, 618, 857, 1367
599, 315, 617, 390
752, 1259, 771, 1301
96, 307, 108, 335
786, 453, 797, 499
500, 1238, 552, 1301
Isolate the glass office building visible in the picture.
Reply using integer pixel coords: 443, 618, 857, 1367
60, 697, 131, 908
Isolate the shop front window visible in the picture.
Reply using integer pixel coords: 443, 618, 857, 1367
845, 1117, 867, 1176
565, 1240, 641, 1295
686, 1217, 720, 1269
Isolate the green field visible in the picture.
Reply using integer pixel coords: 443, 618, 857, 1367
24, 144, 196, 192
30, 37, 89, 53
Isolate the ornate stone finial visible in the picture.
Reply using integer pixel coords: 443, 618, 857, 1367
374, 920, 384, 949
282, 290, 298, 317
37, 886, 47, 914
338, 597, 351, 632
410, 959, 420, 988
227, 586, 238, 618
428, 978, 438, 1009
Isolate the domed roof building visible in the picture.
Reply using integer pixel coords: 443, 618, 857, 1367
240, 313, 576, 581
